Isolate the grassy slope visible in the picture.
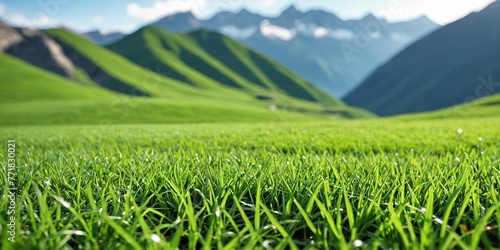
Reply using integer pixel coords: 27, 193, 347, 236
0, 54, 115, 102
0, 98, 333, 126
395, 94, 500, 120
1, 119, 499, 249
106, 26, 341, 106
0, 52, 373, 125
0, 52, 372, 125
1, 28, 373, 125
46, 28, 255, 102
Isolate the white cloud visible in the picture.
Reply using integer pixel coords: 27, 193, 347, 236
255, 0, 277, 8
9, 13, 59, 28
330, 29, 355, 41
93, 16, 104, 25
374, 0, 495, 25
126, 0, 207, 21
0, 4, 5, 15
313, 27, 328, 38
260, 20, 295, 41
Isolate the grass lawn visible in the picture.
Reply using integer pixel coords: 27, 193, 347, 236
1, 118, 499, 249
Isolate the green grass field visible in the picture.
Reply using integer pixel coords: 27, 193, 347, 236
1, 118, 499, 249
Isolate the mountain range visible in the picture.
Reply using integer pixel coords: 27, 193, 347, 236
83, 30, 125, 46
145, 6, 439, 97
82, 6, 439, 97
344, 0, 500, 116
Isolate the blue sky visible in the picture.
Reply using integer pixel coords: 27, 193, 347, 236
0, 0, 495, 33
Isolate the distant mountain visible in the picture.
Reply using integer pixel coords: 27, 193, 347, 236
0, 22, 74, 77
106, 25, 340, 105
151, 7, 439, 96
83, 30, 125, 46
153, 11, 202, 32
344, 1, 500, 116
203, 9, 265, 30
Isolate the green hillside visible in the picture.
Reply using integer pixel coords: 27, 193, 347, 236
0, 49, 373, 125
0, 27, 373, 126
395, 94, 500, 120
0, 98, 331, 126
0, 94, 374, 126
0, 54, 115, 103
46, 28, 255, 102
45, 28, 362, 113
106, 26, 340, 106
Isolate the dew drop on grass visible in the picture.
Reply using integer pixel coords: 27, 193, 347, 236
43, 178, 50, 186
150, 234, 161, 243
478, 137, 483, 141
457, 128, 463, 134
61, 200, 70, 208
215, 207, 221, 217
353, 239, 363, 247
195, 189, 205, 198
262, 240, 271, 249
433, 217, 444, 225
173, 218, 181, 225
240, 201, 255, 208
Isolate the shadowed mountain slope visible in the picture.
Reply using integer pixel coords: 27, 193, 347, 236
344, 1, 500, 116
